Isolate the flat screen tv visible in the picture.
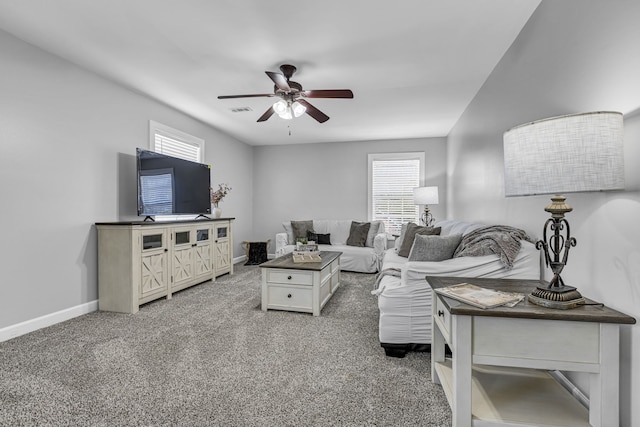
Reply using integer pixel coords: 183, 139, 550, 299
136, 148, 211, 217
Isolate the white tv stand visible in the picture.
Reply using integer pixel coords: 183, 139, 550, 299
96, 218, 234, 313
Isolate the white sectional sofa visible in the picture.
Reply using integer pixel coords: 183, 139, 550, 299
275, 220, 387, 273
373, 219, 541, 357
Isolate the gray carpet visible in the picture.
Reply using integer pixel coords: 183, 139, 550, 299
0, 264, 451, 426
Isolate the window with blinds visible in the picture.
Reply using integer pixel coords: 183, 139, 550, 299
368, 153, 424, 234
147, 120, 205, 219
149, 120, 204, 162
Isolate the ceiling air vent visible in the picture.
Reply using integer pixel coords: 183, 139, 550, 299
229, 107, 253, 113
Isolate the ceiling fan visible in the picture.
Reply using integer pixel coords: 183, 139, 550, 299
218, 64, 353, 123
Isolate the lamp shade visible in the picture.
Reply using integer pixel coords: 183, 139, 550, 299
413, 186, 439, 204
503, 111, 625, 196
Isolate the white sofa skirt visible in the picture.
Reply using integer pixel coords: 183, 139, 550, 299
279, 243, 379, 273
375, 228, 542, 356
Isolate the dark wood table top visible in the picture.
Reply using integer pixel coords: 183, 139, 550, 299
259, 251, 342, 271
426, 276, 636, 325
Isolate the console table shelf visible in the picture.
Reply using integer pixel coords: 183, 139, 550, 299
427, 276, 636, 427
434, 360, 590, 426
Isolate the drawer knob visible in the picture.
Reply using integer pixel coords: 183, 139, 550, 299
438, 310, 444, 317
287, 294, 292, 298
287, 275, 292, 280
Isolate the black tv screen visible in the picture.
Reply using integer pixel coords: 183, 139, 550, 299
136, 148, 211, 216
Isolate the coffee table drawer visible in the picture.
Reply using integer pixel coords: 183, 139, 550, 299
266, 284, 313, 311
267, 269, 313, 286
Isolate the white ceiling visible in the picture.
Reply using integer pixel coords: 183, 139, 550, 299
0, 0, 540, 146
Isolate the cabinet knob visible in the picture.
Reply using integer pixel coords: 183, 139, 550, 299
438, 310, 444, 317
287, 275, 292, 280
164, 249, 168, 252
287, 294, 292, 298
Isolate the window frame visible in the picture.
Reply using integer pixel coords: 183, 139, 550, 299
367, 152, 425, 234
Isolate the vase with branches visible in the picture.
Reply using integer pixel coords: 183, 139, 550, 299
210, 183, 231, 208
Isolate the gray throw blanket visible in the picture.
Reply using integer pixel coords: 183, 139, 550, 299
453, 225, 535, 269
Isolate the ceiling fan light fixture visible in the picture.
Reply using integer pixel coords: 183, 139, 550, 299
273, 99, 293, 120
273, 99, 304, 120
292, 101, 306, 118
273, 99, 288, 116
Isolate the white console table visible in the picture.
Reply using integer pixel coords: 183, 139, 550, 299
427, 276, 636, 427
96, 218, 234, 313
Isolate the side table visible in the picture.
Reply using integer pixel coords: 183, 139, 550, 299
427, 276, 636, 427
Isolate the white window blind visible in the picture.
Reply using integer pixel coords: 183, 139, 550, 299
153, 132, 200, 162
149, 120, 204, 162
369, 153, 424, 234
148, 120, 205, 220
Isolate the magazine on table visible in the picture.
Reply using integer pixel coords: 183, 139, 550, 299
435, 283, 524, 309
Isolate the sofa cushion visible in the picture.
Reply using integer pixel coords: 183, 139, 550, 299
291, 220, 313, 242
408, 233, 462, 262
398, 223, 441, 257
347, 221, 371, 247
436, 219, 485, 237
315, 220, 352, 245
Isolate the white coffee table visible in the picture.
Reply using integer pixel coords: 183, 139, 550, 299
260, 251, 341, 316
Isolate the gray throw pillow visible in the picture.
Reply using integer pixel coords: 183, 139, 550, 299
397, 223, 442, 257
365, 221, 381, 247
346, 221, 371, 247
395, 222, 409, 250
408, 234, 463, 262
291, 220, 313, 242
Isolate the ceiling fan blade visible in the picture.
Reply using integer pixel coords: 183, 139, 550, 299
265, 71, 291, 92
301, 89, 354, 99
217, 94, 274, 99
257, 107, 275, 122
297, 99, 329, 123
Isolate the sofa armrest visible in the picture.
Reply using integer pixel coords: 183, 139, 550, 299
275, 232, 289, 257
373, 233, 387, 255
373, 233, 387, 271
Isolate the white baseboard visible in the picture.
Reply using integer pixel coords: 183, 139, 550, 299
0, 300, 99, 343
1, 259, 252, 343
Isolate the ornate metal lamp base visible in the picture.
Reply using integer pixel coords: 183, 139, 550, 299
528, 285, 585, 310
421, 206, 435, 227
533, 194, 585, 309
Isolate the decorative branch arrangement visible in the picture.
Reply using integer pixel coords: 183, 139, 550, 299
210, 183, 232, 207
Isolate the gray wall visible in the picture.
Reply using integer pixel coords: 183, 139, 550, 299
447, 2, 640, 425
0, 29, 254, 330
252, 137, 447, 248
